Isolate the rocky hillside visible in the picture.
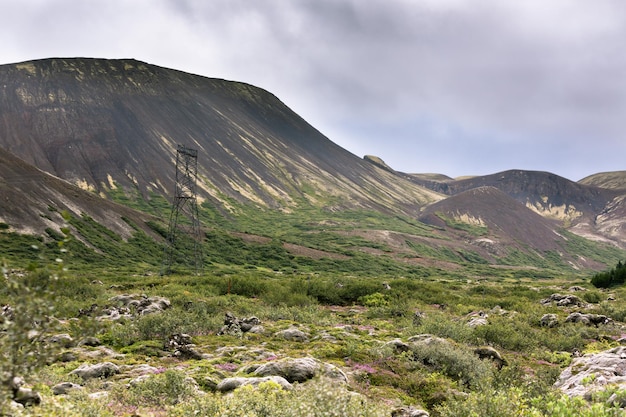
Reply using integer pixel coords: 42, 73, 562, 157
408, 169, 626, 249
0, 58, 441, 218
0, 148, 153, 237
417, 186, 596, 266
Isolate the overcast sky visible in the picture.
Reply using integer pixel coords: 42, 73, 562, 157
3, 0, 626, 181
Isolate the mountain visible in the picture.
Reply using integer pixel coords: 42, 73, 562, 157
0, 58, 441, 217
579, 171, 626, 190
417, 186, 608, 269
0, 57, 624, 272
419, 186, 563, 250
408, 169, 626, 248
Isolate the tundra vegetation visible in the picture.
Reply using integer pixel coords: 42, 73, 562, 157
1, 204, 626, 416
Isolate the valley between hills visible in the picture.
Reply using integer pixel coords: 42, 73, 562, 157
1, 58, 626, 416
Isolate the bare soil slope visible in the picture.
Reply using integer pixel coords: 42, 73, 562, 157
0, 148, 154, 237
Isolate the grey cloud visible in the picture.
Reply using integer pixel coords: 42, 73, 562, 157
4, 0, 626, 179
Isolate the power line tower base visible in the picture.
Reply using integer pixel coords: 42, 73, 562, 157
161, 144, 203, 275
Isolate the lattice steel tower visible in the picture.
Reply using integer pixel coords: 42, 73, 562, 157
161, 145, 203, 275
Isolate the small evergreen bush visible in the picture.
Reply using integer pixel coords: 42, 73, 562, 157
591, 261, 626, 288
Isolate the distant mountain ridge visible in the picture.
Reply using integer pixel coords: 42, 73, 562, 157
579, 171, 626, 190
0, 57, 625, 271
406, 169, 626, 248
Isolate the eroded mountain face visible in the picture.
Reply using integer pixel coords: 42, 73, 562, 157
0, 58, 440, 216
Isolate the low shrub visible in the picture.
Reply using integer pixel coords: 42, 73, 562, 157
595, 301, 626, 322
0, 269, 60, 411
410, 339, 494, 388
582, 290, 604, 304
359, 292, 389, 307
111, 369, 198, 408
412, 311, 476, 344
170, 378, 391, 417
472, 315, 538, 351
436, 387, 532, 417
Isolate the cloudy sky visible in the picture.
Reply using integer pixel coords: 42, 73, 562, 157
3, 0, 626, 181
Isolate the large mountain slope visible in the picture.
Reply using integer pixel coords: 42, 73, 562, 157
0, 58, 441, 216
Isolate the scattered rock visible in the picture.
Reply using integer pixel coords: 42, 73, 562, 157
52, 382, 83, 395
47, 333, 74, 348
407, 334, 449, 346
474, 346, 508, 369
568, 286, 586, 292
391, 406, 430, 417
70, 362, 120, 380
217, 312, 261, 336
95, 306, 132, 321
490, 305, 508, 315
540, 294, 584, 307
88, 391, 109, 400
108, 294, 171, 316
413, 311, 426, 326
128, 374, 152, 386
1, 304, 14, 321
252, 357, 347, 384
139, 296, 171, 315
13, 387, 41, 407
540, 313, 559, 328
565, 312, 611, 326
78, 336, 102, 347
166, 333, 208, 360
607, 392, 626, 408
125, 364, 161, 377
75, 345, 125, 360
216, 376, 293, 392
467, 317, 488, 327
248, 324, 265, 334
78, 304, 99, 317
274, 327, 310, 342
554, 346, 626, 398
5, 401, 24, 413
386, 338, 411, 353
56, 351, 78, 362
5, 377, 41, 407
466, 311, 488, 327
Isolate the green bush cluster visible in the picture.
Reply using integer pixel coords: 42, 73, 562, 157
170, 379, 391, 417
410, 339, 494, 388
591, 260, 626, 288
0, 268, 60, 411
111, 369, 198, 408
436, 388, 625, 417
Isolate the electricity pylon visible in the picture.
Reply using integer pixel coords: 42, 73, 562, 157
161, 145, 203, 275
